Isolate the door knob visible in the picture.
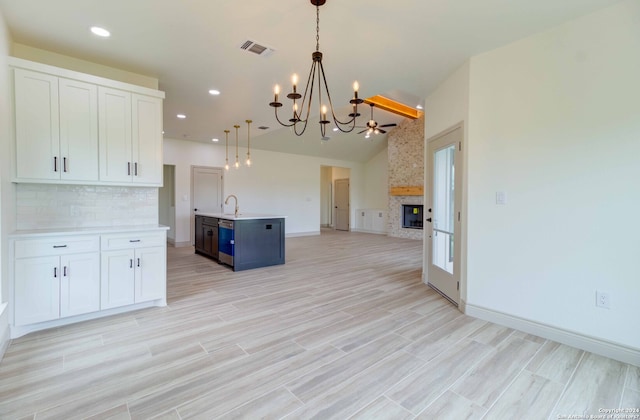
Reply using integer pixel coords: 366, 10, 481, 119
426, 218, 432, 222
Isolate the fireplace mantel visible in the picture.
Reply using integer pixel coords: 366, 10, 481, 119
390, 186, 423, 196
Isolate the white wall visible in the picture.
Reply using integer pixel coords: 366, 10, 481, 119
11, 43, 158, 89
0, 6, 13, 358
466, 0, 640, 351
163, 138, 365, 243
362, 147, 389, 209
159, 165, 176, 241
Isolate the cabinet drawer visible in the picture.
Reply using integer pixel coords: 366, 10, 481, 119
14, 235, 99, 258
201, 217, 218, 225
101, 231, 166, 250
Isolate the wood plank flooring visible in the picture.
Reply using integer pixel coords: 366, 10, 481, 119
1, 230, 638, 419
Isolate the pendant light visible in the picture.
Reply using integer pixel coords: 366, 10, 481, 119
224, 129, 230, 171
234, 125, 240, 169
245, 119, 252, 167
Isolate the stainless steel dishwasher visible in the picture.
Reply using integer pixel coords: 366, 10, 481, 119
218, 219, 234, 267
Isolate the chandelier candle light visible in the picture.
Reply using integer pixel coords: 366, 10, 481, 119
269, 0, 363, 137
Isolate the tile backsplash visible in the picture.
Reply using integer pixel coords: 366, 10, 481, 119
16, 184, 159, 230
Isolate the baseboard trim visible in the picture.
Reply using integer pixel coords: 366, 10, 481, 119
173, 241, 192, 248
10, 299, 165, 339
286, 231, 320, 238
465, 303, 640, 367
351, 228, 387, 235
0, 302, 10, 362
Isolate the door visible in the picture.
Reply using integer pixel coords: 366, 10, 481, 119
191, 166, 223, 245
98, 86, 132, 182
335, 178, 350, 231
14, 68, 60, 180
134, 246, 166, 303
14, 256, 60, 325
59, 78, 99, 182
132, 94, 163, 184
100, 249, 135, 309
427, 126, 463, 305
60, 252, 100, 317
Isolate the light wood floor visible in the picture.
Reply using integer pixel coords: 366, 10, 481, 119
1, 230, 638, 419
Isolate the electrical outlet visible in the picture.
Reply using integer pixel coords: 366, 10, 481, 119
596, 291, 610, 309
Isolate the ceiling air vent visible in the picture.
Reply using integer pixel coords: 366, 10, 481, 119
239, 40, 275, 57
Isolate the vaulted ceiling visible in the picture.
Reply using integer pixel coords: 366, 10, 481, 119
0, 0, 621, 162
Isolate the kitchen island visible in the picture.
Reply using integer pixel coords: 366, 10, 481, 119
195, 213, 285, 271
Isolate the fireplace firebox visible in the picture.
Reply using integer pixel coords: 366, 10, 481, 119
402, 205, 423, 229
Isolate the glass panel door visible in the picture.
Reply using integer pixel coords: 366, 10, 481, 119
432, 144, 455, 274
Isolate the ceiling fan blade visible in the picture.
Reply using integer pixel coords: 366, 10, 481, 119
357, 129, 368, 134
379, 123, 397, 128
378, 128, 387, 134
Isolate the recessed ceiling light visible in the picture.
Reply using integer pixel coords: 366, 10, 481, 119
90, 26, 110, 37
177, 114, 186, 119
332, 127, 339, 132
211, 138, 219, 142
209, 89, 220, 95
416, 104, 423, 110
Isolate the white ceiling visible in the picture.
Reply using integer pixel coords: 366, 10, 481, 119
0, 0, 621, 162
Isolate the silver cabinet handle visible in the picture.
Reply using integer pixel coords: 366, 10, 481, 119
134, 162, 138, 176
128, 162, 131, 175
54, 156, 58, 172
63, 157, 68, 172
129, 259, 133, 268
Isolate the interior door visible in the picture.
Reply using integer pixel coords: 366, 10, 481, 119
191, 166, 223, 245
427, 126, 462, 305
335, 178, 350, 231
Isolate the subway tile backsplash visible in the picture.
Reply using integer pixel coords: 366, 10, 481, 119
16, 184, 159, 230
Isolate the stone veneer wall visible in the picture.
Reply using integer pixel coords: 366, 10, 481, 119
387, 115, 425, 240
16, 184, 158, 230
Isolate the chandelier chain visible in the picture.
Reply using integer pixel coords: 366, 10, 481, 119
316, 3, 320, 52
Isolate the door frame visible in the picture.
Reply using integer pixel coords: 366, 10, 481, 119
423, 122, 466, 308
190, 165, 224, 246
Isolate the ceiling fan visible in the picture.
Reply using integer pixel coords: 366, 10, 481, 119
357, 103, 397, 136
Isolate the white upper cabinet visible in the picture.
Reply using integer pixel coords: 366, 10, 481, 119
59, 78, 99, 181
14, 68, 60, 180
98, 89, 163, 185
11, 58, 164, 187
98, 87, 133, 183
132, 94, 163, 185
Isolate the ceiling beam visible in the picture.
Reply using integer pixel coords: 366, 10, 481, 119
364, 95, 424, 120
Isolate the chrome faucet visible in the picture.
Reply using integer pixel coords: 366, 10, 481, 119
224, 194, 239, 217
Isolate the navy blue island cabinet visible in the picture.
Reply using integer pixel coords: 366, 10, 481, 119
195, 214, 285, 271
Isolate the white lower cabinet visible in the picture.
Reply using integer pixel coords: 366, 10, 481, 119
13, 236, 100, 326
100, 232, 166, 310
11, 229, 167, 336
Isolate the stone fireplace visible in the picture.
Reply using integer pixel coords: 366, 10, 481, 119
387, 115, 425, 240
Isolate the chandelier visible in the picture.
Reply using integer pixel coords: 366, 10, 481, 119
269, 0, 363, 137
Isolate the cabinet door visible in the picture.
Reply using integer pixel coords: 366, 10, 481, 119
14, 256, 60, 325
59, 78, 99, 182
60, 252, 100, 317
134, 246, 166, 303
14, 68, 60, 181
100, 249, 135, 309
132, 94, 163, 185
98, 87, 132, 183
195, 216, 204, 252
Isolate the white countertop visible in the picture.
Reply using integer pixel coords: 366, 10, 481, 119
10, 224, 170, 239
196, 213, 287, 221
